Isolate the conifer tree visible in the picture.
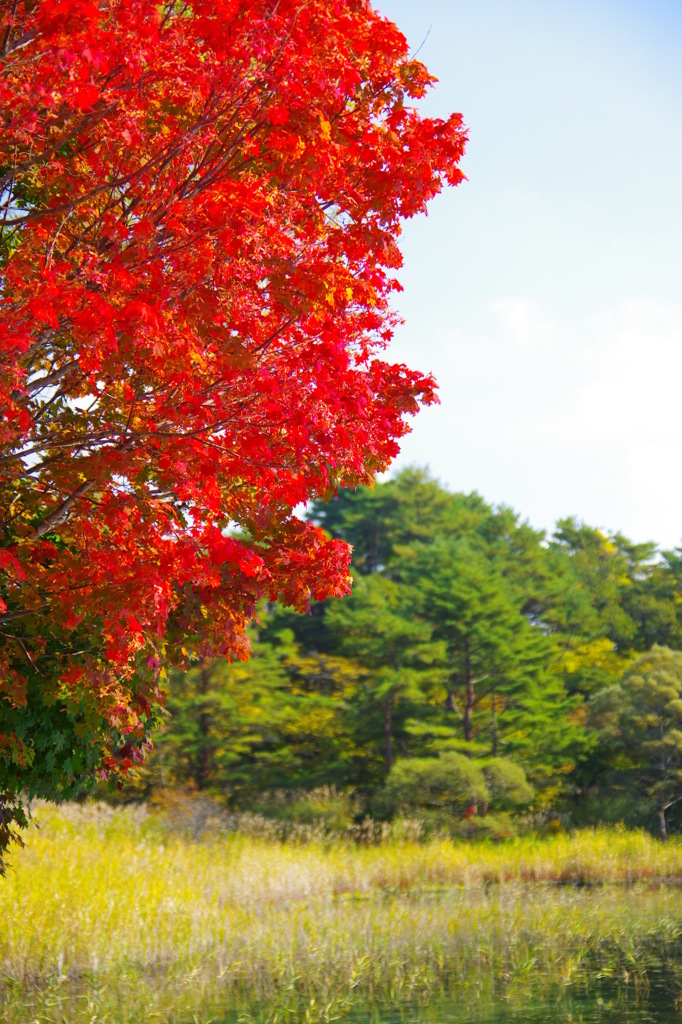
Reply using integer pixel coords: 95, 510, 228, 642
591, 646, 682, 838
325, 574, 442, 780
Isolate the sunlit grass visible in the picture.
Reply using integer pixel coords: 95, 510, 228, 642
3, 802, 682, 1023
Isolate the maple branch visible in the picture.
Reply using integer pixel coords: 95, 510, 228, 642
0, 106, 118, 194
0, 605, 48, 624
0, 1, 19, 58
32, 385, 75, 425
0, 442, 97, 468
2, 134, 190, 226
2, 328, 61, 395
24, 360, 80, 396
29, 480, 93, 540
0, 27, 36, 59
124, 387, 140, 433
3, 632, 42, 673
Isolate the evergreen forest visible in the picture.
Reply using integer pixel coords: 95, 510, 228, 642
144, 469, 682, 839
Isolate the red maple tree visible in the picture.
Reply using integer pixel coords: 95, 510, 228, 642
0, 0, 466, 850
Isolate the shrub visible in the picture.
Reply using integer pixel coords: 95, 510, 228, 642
448, 812, 518, 841
482, 758, 534, 812
382, 753, 489, 817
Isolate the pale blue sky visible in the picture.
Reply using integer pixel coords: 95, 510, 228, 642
375, 0, 682, 548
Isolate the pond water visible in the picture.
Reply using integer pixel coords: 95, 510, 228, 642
287, 987, 682, 1024
358, 990, 682, 1023
213, 988, 682, 1024
7, 968, 682, 1023
208, 979, 682, 1024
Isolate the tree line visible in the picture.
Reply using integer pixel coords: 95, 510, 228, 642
147, 469, 682, 838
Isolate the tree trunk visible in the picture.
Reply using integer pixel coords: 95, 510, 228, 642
196, 711, 211, 791
491, 685, 498, 757
384, 697, 393, 770
195, 664, 211, 791
659, 806, 668, 841
658, 717, 668, 839
445, 688, 464, 722
463, 636, 474, 744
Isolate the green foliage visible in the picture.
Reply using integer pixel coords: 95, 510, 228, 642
381, 753, 489, 817
589, 646, 682, 837
0, 663, 151, 870
325, 573, 443, 782
144, 469, 682, 836
151, 622, 358, 800
374, 753, 533, 838
249, 787, 359, 831
0, 680, 106, 799
447, 812, 519, 840
399, 536, 580, 767
481, 758, 534, 811
309, 471, 592, 794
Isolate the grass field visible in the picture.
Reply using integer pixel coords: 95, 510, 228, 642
3, 802, 682, 1023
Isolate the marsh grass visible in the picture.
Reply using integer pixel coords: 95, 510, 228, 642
4, 802, 682, 1023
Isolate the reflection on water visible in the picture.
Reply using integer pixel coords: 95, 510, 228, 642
338, 988, 682, 1024
222, 979, 682, 1024
438, 991, 679, 1023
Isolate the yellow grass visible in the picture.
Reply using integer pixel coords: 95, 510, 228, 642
3, 802, 682, 1023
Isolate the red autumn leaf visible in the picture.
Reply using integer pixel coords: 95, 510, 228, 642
73, 83, 100, 109
266, 104, 290, 126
